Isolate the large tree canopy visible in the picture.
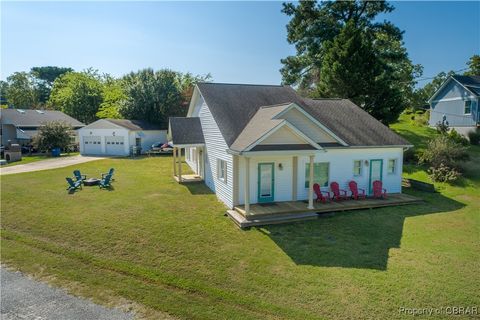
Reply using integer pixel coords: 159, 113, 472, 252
96, 76, 125, 119
119, 69, 209, 127
5, 72, 39, 109
30, 66, 73, 104
464, 54, 480, 76
48, 71, 103, 124
281, 0, 420, 124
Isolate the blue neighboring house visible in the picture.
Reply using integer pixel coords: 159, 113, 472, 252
428, 75, 480, 136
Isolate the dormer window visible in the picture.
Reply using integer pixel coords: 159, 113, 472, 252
464, 100, 472, 114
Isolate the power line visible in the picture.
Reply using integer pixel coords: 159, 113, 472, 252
414, 67, 469, 83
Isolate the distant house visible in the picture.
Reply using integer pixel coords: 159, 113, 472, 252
428, 75, 480, 136
0, 109, 84, 146
169, 83, 411, 215
78, 119, 167, 156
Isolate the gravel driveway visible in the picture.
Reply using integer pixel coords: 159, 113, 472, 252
1, 267, 134, 320
0, 155, 105, 175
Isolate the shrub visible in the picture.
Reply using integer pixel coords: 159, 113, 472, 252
448, 128, 469, 146
403, 147, 417, 164
428, 164, 462, 182
435, 121, 449, 135
467, 128, 480, 145
420, 135, 469, 169
32, 121, 72, 152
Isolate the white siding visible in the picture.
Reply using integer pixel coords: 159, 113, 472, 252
259, 126, 307, 145
128, 130, 167, 154
238, 155, 294, 205
296, 148, 404, 199
280, 108, 337, 143
237, 147, 404, 205
198, 98, 234, 208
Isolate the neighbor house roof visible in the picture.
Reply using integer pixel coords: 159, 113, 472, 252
169, 117, 205, 145
452, 75, 480, 96
195, 83, 410, 148
0, 109, 84, 128
105, 119, 164, 131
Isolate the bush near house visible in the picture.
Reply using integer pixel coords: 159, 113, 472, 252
420, 135, 469, 182
468, 128, 480, 145
32, 121, 72, 153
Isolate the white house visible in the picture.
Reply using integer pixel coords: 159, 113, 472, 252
79, 119, 167, 156
169, 83, 412, 223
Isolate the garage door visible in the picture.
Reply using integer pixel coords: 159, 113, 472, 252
83, 136, 102, 155
105, 136, 125, 156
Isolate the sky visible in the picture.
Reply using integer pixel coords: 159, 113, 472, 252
1, 1, 479, 86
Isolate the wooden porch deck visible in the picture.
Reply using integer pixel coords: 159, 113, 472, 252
229, 193, 422, 228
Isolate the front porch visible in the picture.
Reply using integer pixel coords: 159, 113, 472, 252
228, 193, 422, 228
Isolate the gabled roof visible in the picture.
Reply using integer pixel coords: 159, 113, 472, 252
104, 119, 164, 131
0, 109, 84, 127
195, 83, 410, 148
452, 75, 480, 96
169, 117, 205, 145
429, 75, 480, 102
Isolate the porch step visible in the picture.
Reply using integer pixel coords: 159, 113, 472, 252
226, 210, 318, 229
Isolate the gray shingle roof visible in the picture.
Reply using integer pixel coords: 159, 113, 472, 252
169, 117, 205, 145
452, 75, 480, 96
105, 119, 164, 131
0, 109, 84, 127
196, 83, 410, 147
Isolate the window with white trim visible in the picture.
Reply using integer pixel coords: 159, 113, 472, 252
305, 162, 329, 188
387, 159, 397, 174
464, 100, 472, 114
217, 159, 227, 183
353, 160, 362, 176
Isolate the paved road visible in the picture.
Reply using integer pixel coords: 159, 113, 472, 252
0, 155, 105, 175
1, 267, 134, 320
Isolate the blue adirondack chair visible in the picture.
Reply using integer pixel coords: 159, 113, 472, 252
99, 174, 113, 189
73, 170, 86, 183
66, 177, 82, 192
101, 168, 115, 181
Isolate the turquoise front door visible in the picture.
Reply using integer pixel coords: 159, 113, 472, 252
258, 163, 275, 203
369, 159, 383, 194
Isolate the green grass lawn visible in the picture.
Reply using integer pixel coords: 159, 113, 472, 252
1, 120, 479, 319
2, 152, 79, 167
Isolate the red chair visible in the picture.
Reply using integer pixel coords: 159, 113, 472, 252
330, 182, 348, 201
372, 180, 387, 199
313, 183, 331, 203
348, 181, 366, 200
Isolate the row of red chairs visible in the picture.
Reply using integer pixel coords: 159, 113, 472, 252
313, 180, 387, 203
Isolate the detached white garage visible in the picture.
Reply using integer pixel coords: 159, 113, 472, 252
79, 119, 167, 156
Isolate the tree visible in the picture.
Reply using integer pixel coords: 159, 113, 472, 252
119, 69, 184, 127
5, 72, 39, 108
48, 71, 103, 124
281, 0, 420, 124
176, 72, 212, 108
96, 76, 125, 119
0, 80, 8, 106
464, 54, 480, 76
32, 121, 72, 151
30, 66, 73, 104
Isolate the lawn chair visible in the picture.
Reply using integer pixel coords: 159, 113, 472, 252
313, 183, 331, 203
348, 181, 366, 200
66, 177, 82, 192
99, 174, 113, 189
372, 180, 387, 199
73, 170, 86, 183
330, 182, 348, 201
101, 168, 115, 181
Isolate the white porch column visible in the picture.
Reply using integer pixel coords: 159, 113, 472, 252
307, 155, 314, 209
244, 156, 250, 215
292, 156, 298, 201
178, 147, 182, 182
173, 147, 177, 177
